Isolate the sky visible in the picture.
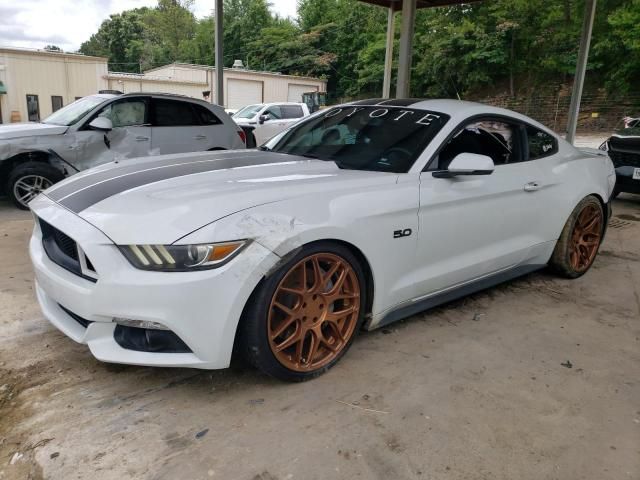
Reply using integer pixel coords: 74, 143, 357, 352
0, 0, 298, 52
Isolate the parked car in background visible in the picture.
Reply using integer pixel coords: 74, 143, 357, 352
0, 93, 246, 209
600, 116, 640, 197
232, 102, 310, 145
29, 99, 614, 382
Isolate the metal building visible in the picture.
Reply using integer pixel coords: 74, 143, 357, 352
0, 47, 109, 124
138, 63, 326, 109
0, 47, 327, 124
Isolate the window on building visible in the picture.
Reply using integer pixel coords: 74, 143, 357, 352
51, 96, 63, 113
151, 99, 200, 126
26, 94, 40, 122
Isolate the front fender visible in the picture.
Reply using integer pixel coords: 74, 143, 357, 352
181, 182, 421, 317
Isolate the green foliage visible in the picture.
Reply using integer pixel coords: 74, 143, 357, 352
78, 0, 640, 98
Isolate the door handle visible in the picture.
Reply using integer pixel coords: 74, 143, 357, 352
524, 181, 542, 192
194, 135, 207, 140
135, 136, 149, 142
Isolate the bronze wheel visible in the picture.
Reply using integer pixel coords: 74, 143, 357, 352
569, 203, 603, 272
550, 196, 604, 279
267, 253, 361, 372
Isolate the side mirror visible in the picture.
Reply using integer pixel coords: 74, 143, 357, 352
433, 153, 495, 178
258, 115, 269, 125
88, 117, 113, 132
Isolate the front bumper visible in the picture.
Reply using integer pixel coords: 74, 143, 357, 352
29, 195, 280, 369
614, 166, 640, 194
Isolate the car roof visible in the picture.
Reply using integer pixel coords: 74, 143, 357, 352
344, 98, 555, 135
118, 92, 216, 106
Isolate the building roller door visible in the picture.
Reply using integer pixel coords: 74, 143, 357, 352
227, 79, 262, 109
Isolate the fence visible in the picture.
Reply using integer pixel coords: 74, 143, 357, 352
472, 91, 640, 134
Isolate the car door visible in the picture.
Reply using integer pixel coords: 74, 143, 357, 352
150, 98, 212, 154
73, 97, 151, 170
413, 117, 550, 297
255, 105, 287, 144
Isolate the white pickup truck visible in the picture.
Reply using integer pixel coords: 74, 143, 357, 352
232, 102, 310, 145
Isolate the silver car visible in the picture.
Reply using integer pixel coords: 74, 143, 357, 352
0, 93, 246, 209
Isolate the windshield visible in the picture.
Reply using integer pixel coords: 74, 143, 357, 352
263, 106, 449, 173
233, 104, 264, 120
43, 96, 108, 126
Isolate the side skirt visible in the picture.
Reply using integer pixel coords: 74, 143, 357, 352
373, 264, 546, 330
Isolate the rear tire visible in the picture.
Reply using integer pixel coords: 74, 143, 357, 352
6, 162, 63, 210
549, 195, 604, 278
239, 242, 367, 382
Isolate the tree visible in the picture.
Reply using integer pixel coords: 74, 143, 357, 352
44, 45, 62, 52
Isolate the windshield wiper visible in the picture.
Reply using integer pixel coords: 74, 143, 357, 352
258, 145, 271, 151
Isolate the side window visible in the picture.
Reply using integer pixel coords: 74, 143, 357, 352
97, 99, 146, 128
526, 126, 557, 159
435, 119, 521, 170
280, 105, 304, 119
263, 106, 282, 120
51, 96, 63, 113
26, 94, 40, 122
193, 104, 222, 125
152, 99, 200, 127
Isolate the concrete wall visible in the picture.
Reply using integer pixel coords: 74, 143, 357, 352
0, 47, 108, 124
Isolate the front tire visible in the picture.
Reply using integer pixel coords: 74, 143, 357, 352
239, 242, 366, 382
549, 195, 604, 278
6, 162, 63, 210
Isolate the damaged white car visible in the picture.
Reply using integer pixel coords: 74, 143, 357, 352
29, 99, 615, 382
0, 93, 246, 209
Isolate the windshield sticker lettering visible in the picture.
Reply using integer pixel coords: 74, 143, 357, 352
324, 108, 441, 126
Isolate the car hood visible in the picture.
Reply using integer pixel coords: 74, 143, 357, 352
0, 122, 68, 140
42, 150, 397, 244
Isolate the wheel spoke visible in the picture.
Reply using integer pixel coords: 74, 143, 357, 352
310, 257, 323, 292
273, 301, 296, 316
271, 315, 299, 340
323, 321, 345, 346
326, 305, 356, 322
274, 327, 302, 353
303, 331, 319, 365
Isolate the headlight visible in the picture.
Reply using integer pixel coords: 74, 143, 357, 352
119, 241, 249, 271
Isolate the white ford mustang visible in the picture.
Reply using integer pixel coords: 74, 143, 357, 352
29, 99, 616, 381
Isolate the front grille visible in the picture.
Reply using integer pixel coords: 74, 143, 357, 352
52, 228, 78, 261
39, 219, 97, 283
609, 150, 640, 169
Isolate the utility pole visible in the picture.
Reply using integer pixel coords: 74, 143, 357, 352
215, 0, 224, 106
566, 0, 597, 144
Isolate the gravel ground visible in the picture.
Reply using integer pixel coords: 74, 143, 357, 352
0, 149, 638, 479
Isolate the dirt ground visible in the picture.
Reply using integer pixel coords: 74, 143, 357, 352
1, 157, 639, 479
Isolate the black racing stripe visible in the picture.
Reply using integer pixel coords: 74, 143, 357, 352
375, 98, 425, 106
345, 98, 425, 107
347, 98, 385, 106
55, 153, 295, 213
47, 151, 262, 201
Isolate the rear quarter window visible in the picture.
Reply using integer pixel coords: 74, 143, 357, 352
194, 104, 222, 125
527, 126, 558, 159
